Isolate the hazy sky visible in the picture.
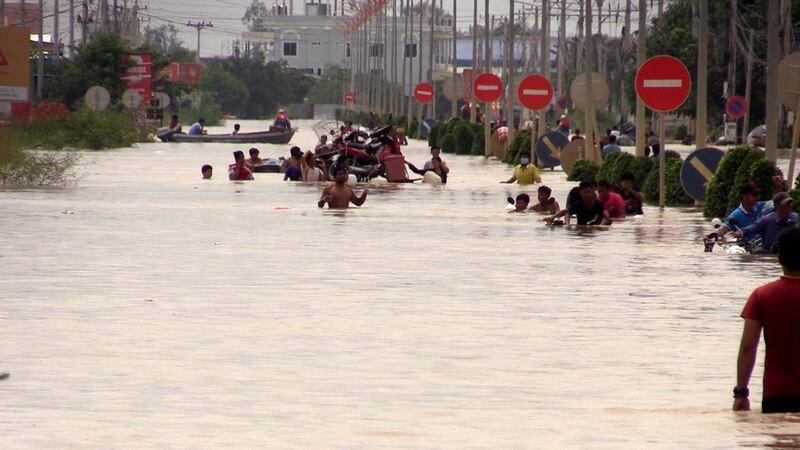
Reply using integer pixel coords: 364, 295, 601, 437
39, 0, 661, 57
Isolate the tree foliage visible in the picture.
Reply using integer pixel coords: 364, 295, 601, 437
242, 0, 268, 31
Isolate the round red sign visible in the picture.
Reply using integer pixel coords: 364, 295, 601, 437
344, 91, 355, 104
635, 55, 691, 112
517, 75, 553, 111
472, 73, 503, 103
414, 83, 434, 104
726, 95, 748, 119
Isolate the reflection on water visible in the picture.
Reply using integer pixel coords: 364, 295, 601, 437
1, 120, 797, 447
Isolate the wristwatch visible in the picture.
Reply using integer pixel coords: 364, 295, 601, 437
733, 387, 749, 398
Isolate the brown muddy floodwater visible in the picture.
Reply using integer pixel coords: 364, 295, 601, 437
1, 120, 798, 448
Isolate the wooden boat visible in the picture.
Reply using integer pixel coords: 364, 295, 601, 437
157, 127, 296, 144
252, 164, 281, 173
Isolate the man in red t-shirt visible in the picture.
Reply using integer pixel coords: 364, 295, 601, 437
597, 180, 626, 219
733, 227, 800, 413
228, 150, 254, 181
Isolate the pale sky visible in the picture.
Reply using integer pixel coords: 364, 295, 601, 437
37, 0, 664, 57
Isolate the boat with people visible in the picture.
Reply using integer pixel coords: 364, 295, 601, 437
157, 127, 296, 144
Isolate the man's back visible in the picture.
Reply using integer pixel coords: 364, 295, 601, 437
742, 277, 800, 399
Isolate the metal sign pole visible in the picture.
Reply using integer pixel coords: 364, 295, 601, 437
659, 112, 666, 208
788, 98, 800, 184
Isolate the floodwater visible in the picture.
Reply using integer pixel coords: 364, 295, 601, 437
1, 120, 798, 448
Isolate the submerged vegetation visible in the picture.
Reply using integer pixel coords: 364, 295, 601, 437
0, 126, 79, 187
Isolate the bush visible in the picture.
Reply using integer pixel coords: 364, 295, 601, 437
597, 152, 636, 186
625, 156, 655, 190
749, 159, 778, 200
0, 126, 79, 187
440, 133, 456, 154
470, 124, 485, 155
428, 121, 443, 147
703, 146, 765, 218
568, 159, 600, 181
643, 156, 694, 206
12, 107, 140, 150
453, 123, 476, 155
672, 124, 688, 141
505, 129, 531, 164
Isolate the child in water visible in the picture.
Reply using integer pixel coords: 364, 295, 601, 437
509, 193, 530, 213
318, 166, 368, 209
529, 185, 560, 214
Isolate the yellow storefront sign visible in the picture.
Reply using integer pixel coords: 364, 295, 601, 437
0, 27, 31, 102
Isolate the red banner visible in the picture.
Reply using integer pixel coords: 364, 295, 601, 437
122, 53, 153, 104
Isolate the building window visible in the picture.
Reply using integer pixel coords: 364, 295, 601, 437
346, 43, 351, 58
283, 42, 297, 56
370, 43, 384, 58
404, 43, 417, 58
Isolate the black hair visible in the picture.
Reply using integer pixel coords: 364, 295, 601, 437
598, 180, 613, 189
609, 135, 617, 143
579, 180, 595, 190
538, 185, 552, 196
574, 128, 581, 134
431, 146, 440, 151
516, 193, 530, 203
777, 227, 800, 271
739, 183, 759, 196
171, 114, 178, 120
233, 150, 244, 159
290, 146, 302, 157
621, 172, 635, 182
334, 164, 349, 175
249, 148, 259, 155
201, 164, 212, 173
234, 123, 240, 129
606, 128, 612, 134
199, 118, 205, 123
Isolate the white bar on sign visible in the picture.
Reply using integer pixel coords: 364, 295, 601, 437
476, 85, 500, 91
0, 86, 29, 102
417, 90, 432, 96
643, 79, 682, 88
523, 89, 549, 96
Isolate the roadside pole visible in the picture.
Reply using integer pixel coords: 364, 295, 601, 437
483, 0, 490, 157
507, 0, 515, 148
765, 0, 779, 162
583, 0, 595, 162
635, 0, 646, 157
451, 0, 457, 119
695, 0, 708, 148
537, 0, 549, 151
470, 0, 477, 123
743, 29, 754, 145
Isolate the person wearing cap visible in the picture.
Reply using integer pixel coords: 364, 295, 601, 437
501, 155, 541, 185
228, 151, 254, 181
273, 109, 291, 129
733, 227, 800, 413
735, 192, 799, 253
716, 183, 769, 237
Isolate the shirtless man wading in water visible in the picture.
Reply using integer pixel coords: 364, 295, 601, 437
318, 166, 368, 209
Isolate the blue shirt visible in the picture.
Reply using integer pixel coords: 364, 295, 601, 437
724, 201, 766, 233
188, 123, 204, 135
742, 211, 799, 252
601, 144, 621, 159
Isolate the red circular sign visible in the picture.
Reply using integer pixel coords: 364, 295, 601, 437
472, 73, 503, 103
517, 75, 553, 111
414, 83, 434, 104
635, 55, 692, 112
726, 95, 748, 119
344, 91, 355, 103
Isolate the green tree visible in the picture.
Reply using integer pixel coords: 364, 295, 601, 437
307, 66, 347, 104
200, 66, 249, 115
242, 0, 268, 31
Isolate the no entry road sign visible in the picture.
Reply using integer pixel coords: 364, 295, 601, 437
517, 75, 553, 111
536, 131, 569, 169
726, 96, 748, 119
414, 82, 434, 104
680, 147, 724, 202
344, 91, 355, 104
635, 55, 692, 112
472, 73, 503, 103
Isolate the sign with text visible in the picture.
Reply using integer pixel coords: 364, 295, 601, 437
122, 53, 152, 105
0, 27, 31, 102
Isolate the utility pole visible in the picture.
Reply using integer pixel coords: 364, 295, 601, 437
583, 0, 595, 161
407, 0, 414, 129
429, 0, 435, 119
54, 0, 59, 56
451, 0, 457, 119
0, 0, 4, 28
37, 0, 44, 99
620, 0, 630, 120
743, 28, 754, 145
113, 0, 118, 32
557, 0, 566, 111
537, 0, 549, 146
391, 0, 397, 117
69, 0, 75, 56
765, 0, 779, 162
635, 0, 646, 157
81, 1, 88, 45
417, 0, 423, 122
186, 21, 213, 62
483, 0, 489, 156
728, 0, 737, 98
507, 0, 515, 147
696, 0, 707, 148
469, 0, 477, 123
401, 0, 408, 119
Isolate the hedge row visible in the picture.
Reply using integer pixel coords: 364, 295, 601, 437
428, 118, 485, 156
703, 146, 786, 218
567, 151, 693, 207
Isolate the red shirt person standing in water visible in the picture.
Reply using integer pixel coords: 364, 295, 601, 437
228, 150, 254, 181
733, 227, 800, 413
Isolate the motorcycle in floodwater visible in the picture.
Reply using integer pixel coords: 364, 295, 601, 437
322, 125, 401, 181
